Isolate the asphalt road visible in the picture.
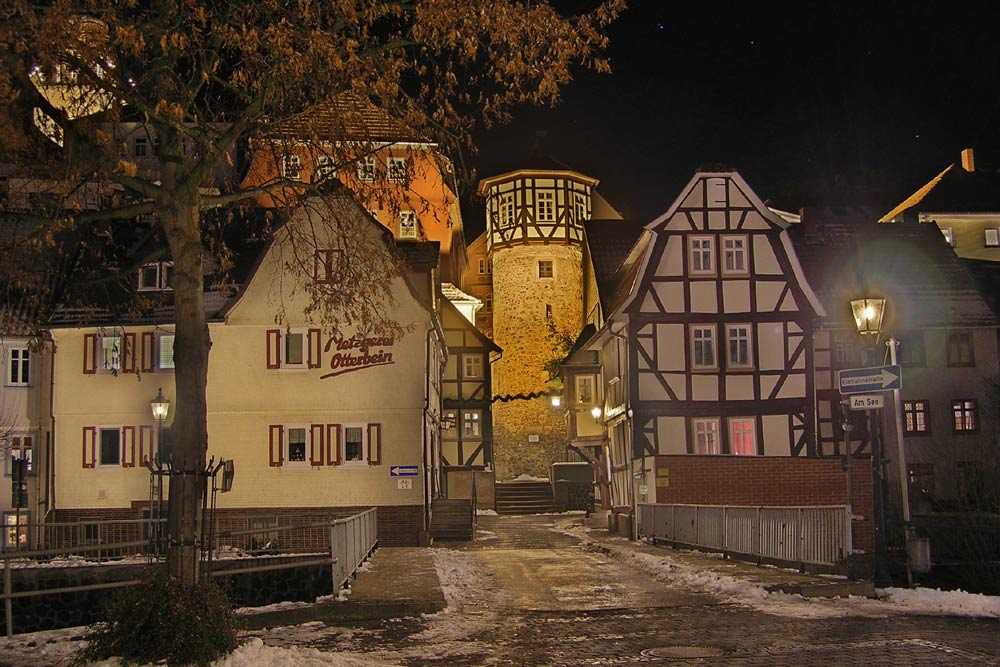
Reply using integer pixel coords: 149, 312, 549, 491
257, 514, 1000, 666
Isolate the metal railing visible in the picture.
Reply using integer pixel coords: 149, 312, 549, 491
637, 503, 851, 570
1, 509, 379, 637
0, 517, 165, 561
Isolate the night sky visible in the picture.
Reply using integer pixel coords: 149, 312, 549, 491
464, 2, 1000, 236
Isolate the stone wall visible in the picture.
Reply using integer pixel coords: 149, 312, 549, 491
491, 244, 583, 479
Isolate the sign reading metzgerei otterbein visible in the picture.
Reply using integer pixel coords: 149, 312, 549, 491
320, 335, 395, 380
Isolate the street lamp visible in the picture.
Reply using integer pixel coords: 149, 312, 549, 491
149, 387, 170, 553
150, 387, 170, 426
591, 406, 602, 419
851, 297, 886, 347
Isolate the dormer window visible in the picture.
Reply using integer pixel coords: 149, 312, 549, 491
387, 157, 407, 184
536, 191, 555, 222
132, 137, 148, 158
398, 211, 418, 239
281, 154, 302, 181
497, 193, 514, 228
315, 156, 336, 182
985, 228, 999, 247
357, 156, 377, 183
137, 261, 173, 291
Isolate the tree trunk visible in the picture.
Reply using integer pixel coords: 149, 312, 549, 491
161, 195, 211, 586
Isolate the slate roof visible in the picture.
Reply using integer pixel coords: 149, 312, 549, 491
880, 162, 1000, 221
583, 219, 646, 317
788, 208, 998, 330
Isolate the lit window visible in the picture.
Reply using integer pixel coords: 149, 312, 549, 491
903, 400, 929, 434
101, 336, 122, 372
693, 418, 721, 454
721, 236, 747, 275
946, 331, 974, 367
728, 418, 756, 455
462, 354, 483, 379
2, 513, 28, 548
7, 347, 30, 386
158, 334, 175, 370
538, 260, 554, 278
442, 412, 458, 440
986, 228, 999, 247
357, 156, 377, 183
286, 427, 307, 463
536, 191, 555, 222
344, 425, 366, 463
5, 434, 33, 477
398, 211, 418, 239
387, 157, 407, 183
99, 427, 121, 466
281, 154, 302, 181
726, 325, 752, 368
133, 137, 148, 158
463, 411, 481, 438
952, 399, 977, 433
575, 375, 595, 404
315, 156, 336, 182
691, 326, 716, 369
689, 236, 714, 275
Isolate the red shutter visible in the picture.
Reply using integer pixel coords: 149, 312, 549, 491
268, 424, 284, 466
140, 332, 155, 373
83, 334, 98, 374
309, 424, 325, 465
367, 423, 382, 465
139, 425, 153, 466
266, 329, 281, 369
307, 328, 322, 368
122, 426, 136, 467
123, 333, 137, 373
82, 426, 97, 468
327, 424, 341, 466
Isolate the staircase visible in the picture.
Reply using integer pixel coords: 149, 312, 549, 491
495, 480, 556, 515
430, 498, 474, 541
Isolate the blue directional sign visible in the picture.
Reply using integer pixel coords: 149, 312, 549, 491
390, 465, 419, 477
838, 365, 902, 395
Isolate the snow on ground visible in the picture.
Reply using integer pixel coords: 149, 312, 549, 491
553, 515, 1000, 620
512, 473, 548, 482
475, 508, 498, 516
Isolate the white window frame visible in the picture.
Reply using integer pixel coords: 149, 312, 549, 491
691, 325, 717, 370
536, 190, 555, 222
137, 261, 173, 292
575, 374, 596, 405
728, 417, 757, 455
357, 156, 377, 183
462, 354, 483, 379
986, 228, 999, 247
282, 329, 307, 369
158, 333, 175, 370
574, 193, 587, 223
442, 411, 458, 441
98, 426, 122, 467
342, 423, 368, 466
462, 411, 482, 439
281, 154, 302, 181
726, 324, 753, 369
4, 433, 34, 477
101, 335, 122, 373
498, 193, 514, 228
6, 346, 30, 386
2, 512, 29, 549
721, 235, 748, 275
284, 425, 310, 466
387, 156, 407, 183
940, 226, 954, 246
398, 211, 418, 239
689, 236, 715, 275
315, 155, 336, 182
693, 418, 721, 455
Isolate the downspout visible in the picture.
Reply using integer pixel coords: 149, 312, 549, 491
423, 326, 432, 541
46, 337, 57, 519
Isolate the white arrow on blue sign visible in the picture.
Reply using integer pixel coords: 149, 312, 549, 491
390, 466, 419, 477
837, 365, 902, 395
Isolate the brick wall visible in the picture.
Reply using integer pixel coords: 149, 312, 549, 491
652, 455, 874, 557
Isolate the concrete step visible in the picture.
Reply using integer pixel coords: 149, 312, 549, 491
431, 499, 473, 540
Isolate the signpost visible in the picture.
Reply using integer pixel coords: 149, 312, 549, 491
837, 365, 901, 395
390, 465, 419, 477
849, 394, 884, 410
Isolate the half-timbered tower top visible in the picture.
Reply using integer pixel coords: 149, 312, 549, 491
477, 167, 602, 253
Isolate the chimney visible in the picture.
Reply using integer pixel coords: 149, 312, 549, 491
961, 148, 975, 172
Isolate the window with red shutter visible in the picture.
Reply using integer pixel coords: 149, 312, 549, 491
367, 423, 382, 465
83, 334, 98, 374
268, 424, 284, 466
122, 426, 136, 467
309, 424, 325, 465
139, 425, 153, 466
326, 424, 342, 465
266, 330, 281, 369
307, 329, 322, 368
140, 332, 155, 373
82, 427, 97, 468
123, 333, 137, 373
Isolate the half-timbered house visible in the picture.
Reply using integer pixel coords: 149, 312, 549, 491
46, 193, 445, 546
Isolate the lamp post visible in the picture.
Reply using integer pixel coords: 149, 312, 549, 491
850, 298, 893, 587
150, 388, 170, 551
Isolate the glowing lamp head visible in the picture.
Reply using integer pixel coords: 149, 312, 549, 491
150, 387, 170, 423
591, 406, 602, 419
850, 297, 886, 344
550, 394, 562, 408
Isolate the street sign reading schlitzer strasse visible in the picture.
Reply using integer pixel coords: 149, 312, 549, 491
837, 365, 902, 395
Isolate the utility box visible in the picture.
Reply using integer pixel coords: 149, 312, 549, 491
908, 537, 932, 573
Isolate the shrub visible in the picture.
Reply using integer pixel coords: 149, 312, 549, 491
75, 567, 238, 667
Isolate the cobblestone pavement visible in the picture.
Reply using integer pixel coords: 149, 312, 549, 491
253, 514, 1000, 666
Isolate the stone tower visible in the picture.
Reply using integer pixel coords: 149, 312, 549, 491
477, 167, 598, 479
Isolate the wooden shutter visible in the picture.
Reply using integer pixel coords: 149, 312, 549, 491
123, 333, 137, 373
326, 424, 342, 466
266, 329, 281, 369
307, 328, 322, 368
367, 423, 382, 465
309, 424, 325, 465
83, 334, 98, 374
268, 424, 284, 466
140, 332, 156, 373
82, 426, 97, 468
139, 425, 153, 466
122, 426, 136, 467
